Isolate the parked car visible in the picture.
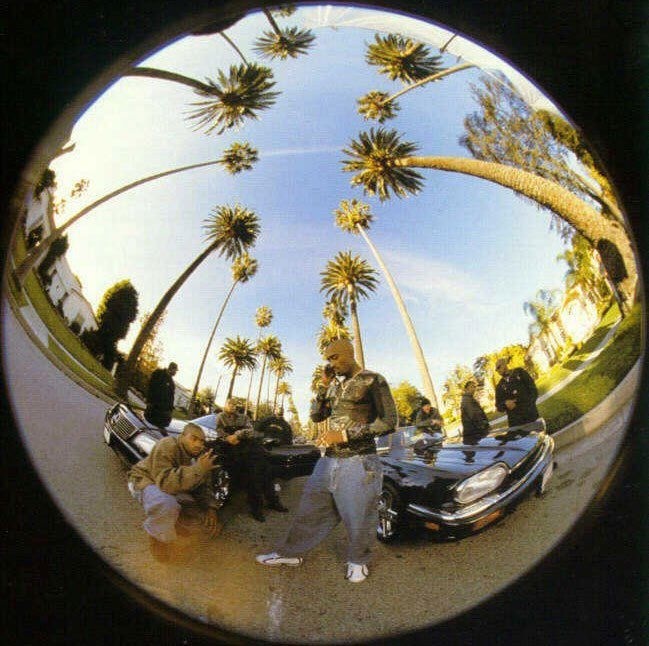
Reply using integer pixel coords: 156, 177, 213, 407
103, 403, 321, 508
375, 420, 554, 541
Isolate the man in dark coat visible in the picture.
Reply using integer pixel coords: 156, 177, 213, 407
254, 408, 293, 445
461, 380, 490, 440
494, 357, 539, 427
144, 362, 178, 428
216, 398, 287, 522
414, 398, 443, 432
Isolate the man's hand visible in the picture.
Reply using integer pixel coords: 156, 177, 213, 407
196, 448, 218, 473
319, 428, 346, 447
505, 399, 517, 410
203, 508, 221, 538
225, 434, 240, 445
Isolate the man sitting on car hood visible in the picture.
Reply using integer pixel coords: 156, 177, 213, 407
127, 422, 221, 561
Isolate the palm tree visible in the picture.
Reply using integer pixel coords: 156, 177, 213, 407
115, 204, 260, 397
253, 8, 315, 60
277, 381, 291, 411
270, 354, 293, 410
244, 305, 273, 415
341, 127, 637, 305
253, 334, 282, 419
334, 198, 440, 408
317, 298, 351, 352
124, 62, 280, 135
189, 253, 259, 414
524, 289, 564, 351
14, 141, 258, 285
218, 336, 258, 399
320, 251, 379, 369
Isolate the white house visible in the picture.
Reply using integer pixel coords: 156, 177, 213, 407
23, 185, 97, 334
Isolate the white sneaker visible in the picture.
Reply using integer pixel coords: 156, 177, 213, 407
256, 552, 302, 566
345, 562, 369, 583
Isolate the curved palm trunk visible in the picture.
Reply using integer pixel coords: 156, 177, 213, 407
116, 242, 218, 397
357, 226, 441, 411
244, 329, 263, 415
254, 354, 268, 420
226, 366, 239, 400
123, 67, 213, 93
220, 32, 248, 64
384, 63, 474, 104
273, 372, 282, 411
262, 8, 282, 35
14, 159, 222, 285
349, 296, 365, 369
189, 280, 239, 415
398, 155, 638, 306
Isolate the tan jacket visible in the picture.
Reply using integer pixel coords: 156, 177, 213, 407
128, 436, 214, 508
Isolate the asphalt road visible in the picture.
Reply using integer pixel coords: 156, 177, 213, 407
2, 300, 632, 644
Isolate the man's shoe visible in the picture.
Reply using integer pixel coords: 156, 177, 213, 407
251, 509, 266, 522
267, 500, 289, 512
255, 552, 302, 566
345, 563, 369, 583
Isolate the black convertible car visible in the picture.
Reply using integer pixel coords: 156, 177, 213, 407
376, 420, 554, 541
104, 405, 553, 538
103, 403, 321, 508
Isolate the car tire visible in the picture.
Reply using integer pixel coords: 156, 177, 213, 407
377, 481, 403, 542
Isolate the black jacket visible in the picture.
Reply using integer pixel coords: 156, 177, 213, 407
495, 367, 539, 426
144, 368, 175, 427
461, 393, 489, 438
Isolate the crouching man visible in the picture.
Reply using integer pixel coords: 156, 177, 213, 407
127, 422, 221, 561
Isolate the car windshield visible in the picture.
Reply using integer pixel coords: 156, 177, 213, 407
190, 414, 217, 430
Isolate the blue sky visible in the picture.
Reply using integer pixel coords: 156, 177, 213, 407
49, 5, 570, 421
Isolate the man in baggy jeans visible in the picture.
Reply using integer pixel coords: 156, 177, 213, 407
256, 339, 397, 583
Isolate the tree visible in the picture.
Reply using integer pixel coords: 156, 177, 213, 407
195, 387, 216, 414
442, 364, 475, 425
320, 250, 379, 369
270, 355, 293, 410
87, 279, 139, 370
218, 336, 258, 400
460, 76, 623, 225
244, 305, 273, 416
36, 234, 69, 284
524, 288, 564, 350
124, 62, 279, 135
189, 253, 258, 414
335, 198, 440, 408
130, 310, 166, 395
116, 204, 260, 397
14, 141, 259, 286
390, 381, 424, 425
341, 127, 637, 306
317, 299, 351, 352
558, 233, 610, 303
253, 7, 315, 60
253, 335, 282, 419
277, 381, 291, 411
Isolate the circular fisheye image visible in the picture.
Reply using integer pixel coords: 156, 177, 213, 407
2, 3, 644, 644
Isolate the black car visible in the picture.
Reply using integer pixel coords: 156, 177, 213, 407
375, 420, 554, 541
103, 403, 321, 508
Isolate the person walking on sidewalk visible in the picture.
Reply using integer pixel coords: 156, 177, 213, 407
256, 338, 397, 583
494, 357, 539, 427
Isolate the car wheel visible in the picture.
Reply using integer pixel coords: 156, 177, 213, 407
377, 481, 402, 542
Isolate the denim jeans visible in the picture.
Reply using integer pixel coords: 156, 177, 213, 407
275, 454, 382, 565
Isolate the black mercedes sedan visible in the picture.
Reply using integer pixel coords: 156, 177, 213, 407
376, 420, 554, 541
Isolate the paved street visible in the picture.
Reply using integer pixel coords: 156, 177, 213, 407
2, 299, 632, 643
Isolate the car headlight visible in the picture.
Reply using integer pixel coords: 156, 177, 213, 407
132, 433, 158, 454
454, 463, 509, 504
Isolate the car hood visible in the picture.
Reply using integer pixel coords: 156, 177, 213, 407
408, 430, 544, 478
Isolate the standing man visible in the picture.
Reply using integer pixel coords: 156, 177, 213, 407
256, 338, 397, 583
461, 380, 490, 440
494, 357, 539, 427
127, 422, 221, 561
414, 397, 443, 432
216, 398, 287, 522
144, 361, 178, 428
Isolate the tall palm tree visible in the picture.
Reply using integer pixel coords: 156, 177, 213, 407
334, 198, 440, 408
253, 334, 282, 419
341, 127, 637, 305
320, 251, 379, 369
524, 289, 564, 351
317, 298, 351, 352
189, 253, 259, 414
277, 381, 291, 411
124, 62, 280, 135
14, 141, 258, 285
218, 336, 258, 399
244, 305, 273, 415
253, 8, 315, 60
270, 354, 293, 410
116, 204, 260, 397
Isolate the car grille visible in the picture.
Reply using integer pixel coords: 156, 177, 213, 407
511, 441, 544, 477
112, 413, 138, 441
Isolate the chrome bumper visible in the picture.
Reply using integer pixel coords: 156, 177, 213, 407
406, 435, 554, 526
